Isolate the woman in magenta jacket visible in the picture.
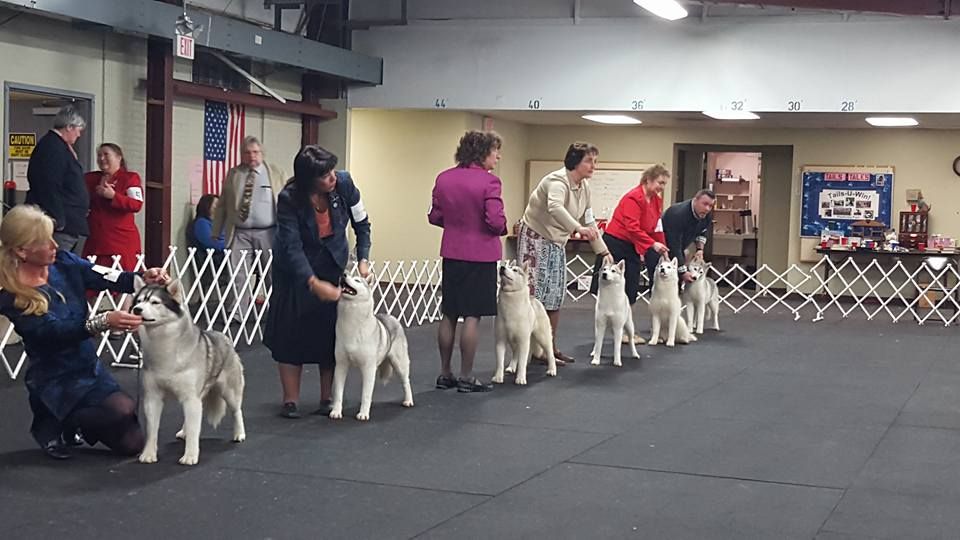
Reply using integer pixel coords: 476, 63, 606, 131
428, 130, 507, 393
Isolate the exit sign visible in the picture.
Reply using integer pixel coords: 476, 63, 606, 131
175, 34, 195, 60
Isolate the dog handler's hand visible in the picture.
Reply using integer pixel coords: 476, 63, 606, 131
308, 276, 341, 302
577, 227, 598, 241
602, 252, 614, 265
682, 272, 696, 283
358, 259, 371, 278
142, 268, 170, 285
106, 311, 144, 332
652, 242, 669, 256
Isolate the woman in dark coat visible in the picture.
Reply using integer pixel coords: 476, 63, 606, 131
264, 145, 372, 419
0, 205, 168, 459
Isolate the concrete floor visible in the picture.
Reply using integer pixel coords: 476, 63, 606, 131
1, 302, 959, 539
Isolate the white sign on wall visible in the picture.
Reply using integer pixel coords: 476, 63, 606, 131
818, 189, 880, 221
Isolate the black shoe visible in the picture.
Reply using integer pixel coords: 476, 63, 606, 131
457, 377, 493, 393
43, 441, 72, 460
280, 402, 301, 419
435, 374, 458, 390
311, 400, 333, 416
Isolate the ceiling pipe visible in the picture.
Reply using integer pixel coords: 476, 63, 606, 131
699, 0, 951, 17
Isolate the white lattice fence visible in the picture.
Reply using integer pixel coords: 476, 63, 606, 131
2, 249, 956, 380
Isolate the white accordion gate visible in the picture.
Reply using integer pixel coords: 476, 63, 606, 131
2, 248, 956, 380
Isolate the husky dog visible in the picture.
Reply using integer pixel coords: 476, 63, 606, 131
330, 273, 414, 421
132, 279, 246, 466
682, 258, 720, 334
648, 257, 697, 347
590, 260, 641, 367
493, 263, 556, 385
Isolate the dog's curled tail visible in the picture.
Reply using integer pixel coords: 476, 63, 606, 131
378, 361, 394, 385
204, 390, 227, 429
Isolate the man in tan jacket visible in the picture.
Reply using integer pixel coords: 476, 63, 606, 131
212, 136, 286, 323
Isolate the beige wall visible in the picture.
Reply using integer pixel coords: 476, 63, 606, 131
348, 110, 530, 262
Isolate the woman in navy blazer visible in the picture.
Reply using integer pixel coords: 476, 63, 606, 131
264, 145, 372, 419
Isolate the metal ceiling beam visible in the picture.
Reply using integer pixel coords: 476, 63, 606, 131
0, 0, 382, 84
700, 0, 951, 17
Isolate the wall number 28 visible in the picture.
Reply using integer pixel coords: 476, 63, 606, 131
840, 101, 856, 112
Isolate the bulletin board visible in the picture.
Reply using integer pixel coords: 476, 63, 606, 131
526, 160, 657, 221
800, 165, 894, 237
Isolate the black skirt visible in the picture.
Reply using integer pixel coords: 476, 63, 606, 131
264, 270, 338, 369
441, 258, 498, 318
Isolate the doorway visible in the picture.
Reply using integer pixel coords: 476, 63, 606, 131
3, 83, 95, 205
674, 144, 793, 285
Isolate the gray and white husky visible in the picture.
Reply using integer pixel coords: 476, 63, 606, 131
132, 278, 246, 466
330, 273, 414, 421
648, 257, 697, 347
590, 260, 641, 367
682, 258, 720, 334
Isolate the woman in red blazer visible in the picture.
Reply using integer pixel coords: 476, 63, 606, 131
83, 143, 143, 271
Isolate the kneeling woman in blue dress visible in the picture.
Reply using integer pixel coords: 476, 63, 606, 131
0, 205, 169, 459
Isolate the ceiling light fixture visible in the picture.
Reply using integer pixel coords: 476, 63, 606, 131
865, 117, 919, 127
633, 0, 689, 21
702, 110, 760, 120
582, 114, 643, 125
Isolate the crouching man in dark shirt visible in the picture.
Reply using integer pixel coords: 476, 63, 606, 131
661, 190, 716, 283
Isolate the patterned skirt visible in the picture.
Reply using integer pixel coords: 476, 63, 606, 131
516, 222, 566, 310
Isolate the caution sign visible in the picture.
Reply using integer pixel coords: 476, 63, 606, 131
8, 133, 36, 159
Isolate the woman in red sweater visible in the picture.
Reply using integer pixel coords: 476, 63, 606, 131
593, 165, 671, 334
82, 143, 143, 271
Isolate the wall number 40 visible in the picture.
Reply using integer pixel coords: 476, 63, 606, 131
527, 99, 541, 110
840, 101, 856, 112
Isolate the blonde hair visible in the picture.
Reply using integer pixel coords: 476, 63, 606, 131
0, 205, 56, 316
641, 164, 670, 184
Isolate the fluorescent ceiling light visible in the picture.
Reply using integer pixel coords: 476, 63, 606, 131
702, 110, 760, 120
582, 114, 642, 125
633, 0, 688, 21
865, 116, 918, 127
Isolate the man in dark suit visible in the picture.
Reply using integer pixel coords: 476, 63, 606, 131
662, 189, 716, 283
26, 106, 89, 254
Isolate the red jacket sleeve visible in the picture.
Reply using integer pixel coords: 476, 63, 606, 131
110, 171, 144, 213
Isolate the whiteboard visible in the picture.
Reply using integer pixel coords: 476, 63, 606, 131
526, 161, 656, 221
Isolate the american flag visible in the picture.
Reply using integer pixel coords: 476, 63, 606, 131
203, 100, 245, 195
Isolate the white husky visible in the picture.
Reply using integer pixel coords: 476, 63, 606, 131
590, 260, 641, 367
493, 263, 557, 385
682, 258, 720, 334
648, 257, 697, 347
132, 279, 246, 466
330, 273, 414, 421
